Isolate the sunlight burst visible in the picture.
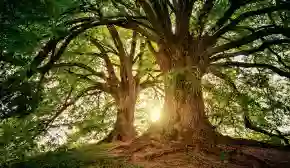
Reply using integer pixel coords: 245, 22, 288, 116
150, 106, 161, 122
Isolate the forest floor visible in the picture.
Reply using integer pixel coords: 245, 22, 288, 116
109, 137, 290, 168
6, 139, 290, 168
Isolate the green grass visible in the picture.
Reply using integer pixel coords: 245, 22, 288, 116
4, 144, 142, 168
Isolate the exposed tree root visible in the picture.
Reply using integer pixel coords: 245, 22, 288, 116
109, 134, 290, 168
143, 147, 186, 160
98, 127, 137, 144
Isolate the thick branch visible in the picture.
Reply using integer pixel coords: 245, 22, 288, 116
53, 62, 106, 79
208, 27, 290, 56
210, 38, 290, 62
213, 62, 290, 78
27, 38, 58, 77
244, 114, 289, 145
175, 0, 194, 42
134, 41, 146, 80
107, 25, 132, 84
89, 37, 119, 84
153, 0, 173, 41
137, 0, 165, 39
107, 25, 127, 58
211, 0, 257, 33
212, 2, 290, 39
37, 17, 155, 77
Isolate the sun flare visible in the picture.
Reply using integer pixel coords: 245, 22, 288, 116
150, 106, 161, 122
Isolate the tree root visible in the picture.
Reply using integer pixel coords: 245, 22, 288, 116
144, 148, 186, 160
108, 134, 290, 168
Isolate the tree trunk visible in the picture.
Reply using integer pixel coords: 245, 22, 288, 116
160, 70, 218, 144
152, 45, 220, 147
101, 88, 138, 142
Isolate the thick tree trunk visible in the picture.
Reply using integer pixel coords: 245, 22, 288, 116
159, 70, 218, 144
151, 45, 220, 146
101, 88, 138, 142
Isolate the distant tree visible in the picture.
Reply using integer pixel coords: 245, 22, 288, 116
46, 26, 159, 142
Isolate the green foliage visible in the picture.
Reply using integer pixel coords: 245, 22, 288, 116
0, 117, 41, 164
4, 144, 142, 168
0, 74, 41, 119
2, 1, 290, 163
0, 0, 77, 53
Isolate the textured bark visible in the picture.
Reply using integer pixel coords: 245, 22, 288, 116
160, 71, 218, 144
152, 44, 220, 146
101, 83, 139, 142
101, 110, 136, 143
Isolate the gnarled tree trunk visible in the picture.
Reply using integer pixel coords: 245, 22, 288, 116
160, 69, 219, 146
101, 83, 139, 142
152, 45, 220, 147
164, 74, 213, 134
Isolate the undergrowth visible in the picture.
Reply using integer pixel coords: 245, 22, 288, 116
3, 143, 142, 168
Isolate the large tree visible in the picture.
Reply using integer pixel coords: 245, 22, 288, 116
22, 0, 290, 143
65, 0, 290, 143
36, 26, 159, 142
57, 0, 290, 152
56, 26, 159, 142
5, 0, 290, 166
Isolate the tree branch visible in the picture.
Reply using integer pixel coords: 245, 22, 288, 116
207, 26, 290, 56
129, 31, 138, 62
213, 62, 290, 78
210, 0, 257, 33
27, 38, 58, 77
137, 0, 164, 37
210, 38, 290, 62
134, 41, 146, 80
53, 62, 106, 79
208, 67, 289, 144
89, 37, 119, 84
244, 114, 289, 145
268, 47, 290, 69
107, 25, 127, 58
65, 70, 98, 83
107, 25, 132, 84
197, 0, 214, 35
175, 0, 194, 41
35, 85, 103, 138
212, 2, 290, 39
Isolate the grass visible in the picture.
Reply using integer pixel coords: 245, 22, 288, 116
4, 143, 142, 168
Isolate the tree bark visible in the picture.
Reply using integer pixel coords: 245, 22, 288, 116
101, 86, 139, 142
151, 44, 220, 147
160, 70, 218, 144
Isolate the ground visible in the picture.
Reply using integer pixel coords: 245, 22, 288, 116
110, 137, 290, 168
6, 139, 290, 168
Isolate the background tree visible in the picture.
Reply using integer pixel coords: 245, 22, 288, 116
45, 26, 160, 142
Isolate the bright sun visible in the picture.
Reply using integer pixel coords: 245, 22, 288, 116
150, 106, 161, 122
